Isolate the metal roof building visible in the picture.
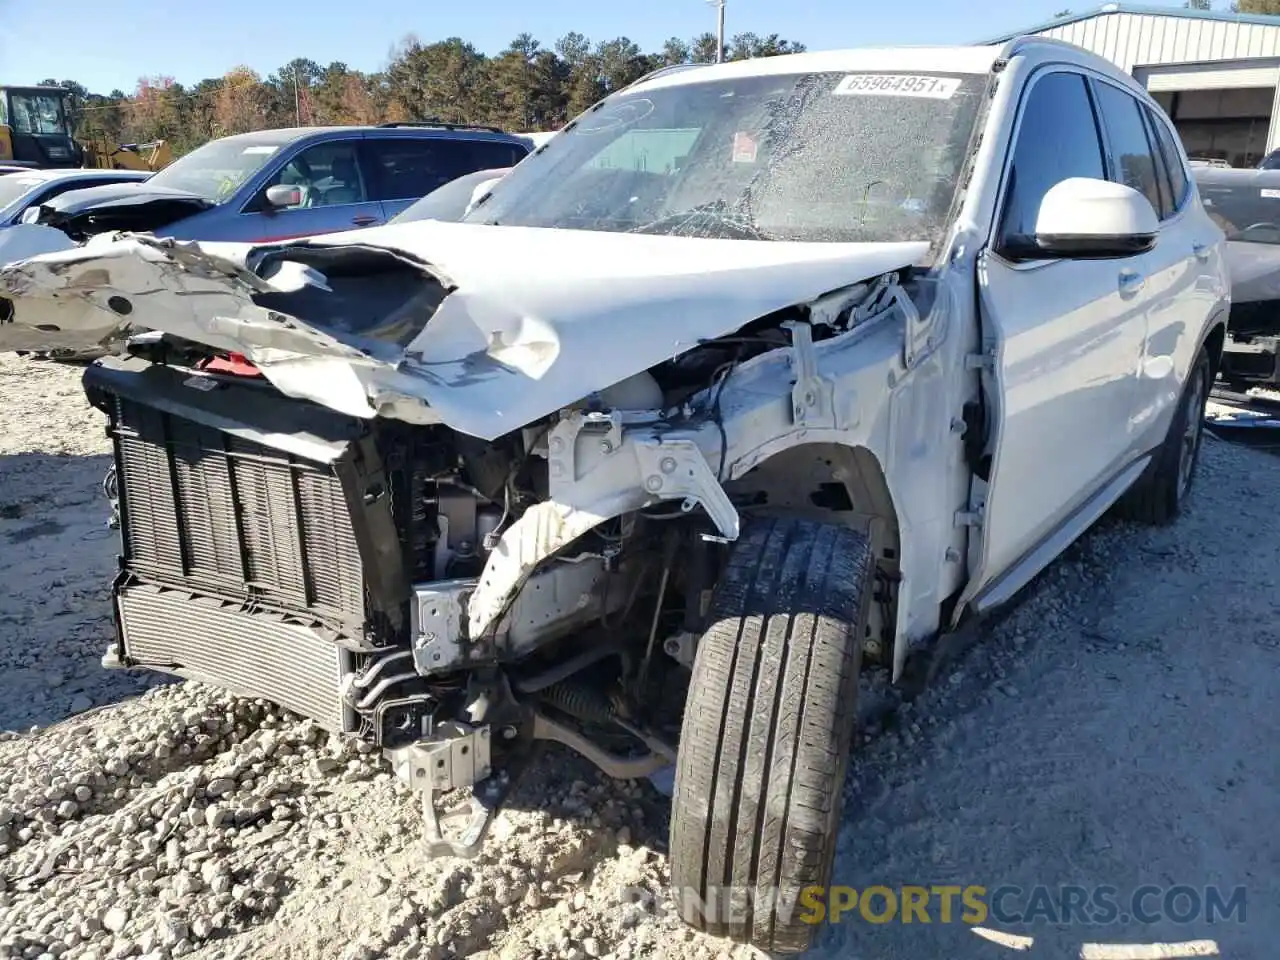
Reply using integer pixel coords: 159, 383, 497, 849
983, 3, 1280, 166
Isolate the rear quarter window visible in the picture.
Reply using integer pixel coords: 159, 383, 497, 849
367, 138, 529, 202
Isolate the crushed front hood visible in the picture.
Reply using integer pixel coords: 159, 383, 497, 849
0, 222, 929, 439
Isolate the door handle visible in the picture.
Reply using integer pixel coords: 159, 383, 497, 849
351, 214, 379, 226
1192, 241, 1211, 262
1118, 269, 1145, 296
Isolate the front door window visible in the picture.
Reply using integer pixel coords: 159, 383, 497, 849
264, 141, 368, 209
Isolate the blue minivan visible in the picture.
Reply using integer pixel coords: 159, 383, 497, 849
28, 123, 531, 242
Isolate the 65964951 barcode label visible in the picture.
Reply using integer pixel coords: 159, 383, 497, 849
833, 74, 961, 99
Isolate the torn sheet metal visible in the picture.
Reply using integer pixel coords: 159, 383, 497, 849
0, 221, 929, 439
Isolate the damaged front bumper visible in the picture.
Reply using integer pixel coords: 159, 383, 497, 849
87, 354, 722, 855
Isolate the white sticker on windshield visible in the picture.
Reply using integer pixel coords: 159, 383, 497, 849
732, 131, 758, 163
833, 74, 961, 99
1261, 188, 1280, 199
242, 146, 278, 155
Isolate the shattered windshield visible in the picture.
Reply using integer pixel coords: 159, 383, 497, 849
465, 70, 985, 244
147, 137, 289, 203
1197, 175, 1280, 245
7, 92, 71, 136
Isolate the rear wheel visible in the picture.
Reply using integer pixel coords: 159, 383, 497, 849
1115, 345, 1212, 525
669, 516, 873, 954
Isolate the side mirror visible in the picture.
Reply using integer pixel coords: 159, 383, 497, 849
265, 184, 302, 210
465, 178, 502, 216
1006, 177, 1159, 260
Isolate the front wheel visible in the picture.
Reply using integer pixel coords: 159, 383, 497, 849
668, 516, 874, 955
1115, 345, 1212, 525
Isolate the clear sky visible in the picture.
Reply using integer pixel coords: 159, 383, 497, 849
1, 0, 1184, 94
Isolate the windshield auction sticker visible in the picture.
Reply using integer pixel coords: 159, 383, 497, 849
833, 74, 961, 99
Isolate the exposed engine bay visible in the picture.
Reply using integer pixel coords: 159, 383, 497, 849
92, 309, 883, 849
90, 350, 711, 855
2, 223, 965, 857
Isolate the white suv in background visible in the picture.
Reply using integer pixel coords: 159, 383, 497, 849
0, 37, 1228, 954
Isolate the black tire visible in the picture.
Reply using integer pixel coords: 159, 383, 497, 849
1115, 346, 1212, 525
669, 516, 873, 955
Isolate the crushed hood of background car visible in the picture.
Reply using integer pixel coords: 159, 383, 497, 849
0, 220, 929, 439
27, 183, 213, 240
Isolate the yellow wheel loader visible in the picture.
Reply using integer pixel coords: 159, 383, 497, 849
1, 85, 172, 172
79, 137, 173, 172
0, 85, 82, 167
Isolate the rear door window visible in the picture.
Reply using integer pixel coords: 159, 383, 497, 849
1092, 81, 1165, 218
468, 139, 528, 170
1147, 107, 1190, 214
1140, 110, 1176, 220
365, 138, 528, 202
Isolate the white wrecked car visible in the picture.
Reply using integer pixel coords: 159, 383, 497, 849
0, 40, 1230, 953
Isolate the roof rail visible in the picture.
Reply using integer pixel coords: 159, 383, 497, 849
377, 120, 507, 134
996, 34, 1087, 64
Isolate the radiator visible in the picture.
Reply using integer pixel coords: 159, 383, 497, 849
108, 392, 369, 633
83, 359, 420, 731
118, 583, 349, 731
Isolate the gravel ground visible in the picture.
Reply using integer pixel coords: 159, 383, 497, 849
0, 353, 1275, 960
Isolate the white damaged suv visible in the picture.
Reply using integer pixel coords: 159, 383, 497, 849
0, 38, 1228, 954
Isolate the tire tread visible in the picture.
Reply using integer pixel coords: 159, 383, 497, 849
670, 516, 873, 955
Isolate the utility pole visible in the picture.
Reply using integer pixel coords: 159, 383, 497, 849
715, 0, 726, 62
293, 65, 302, 126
